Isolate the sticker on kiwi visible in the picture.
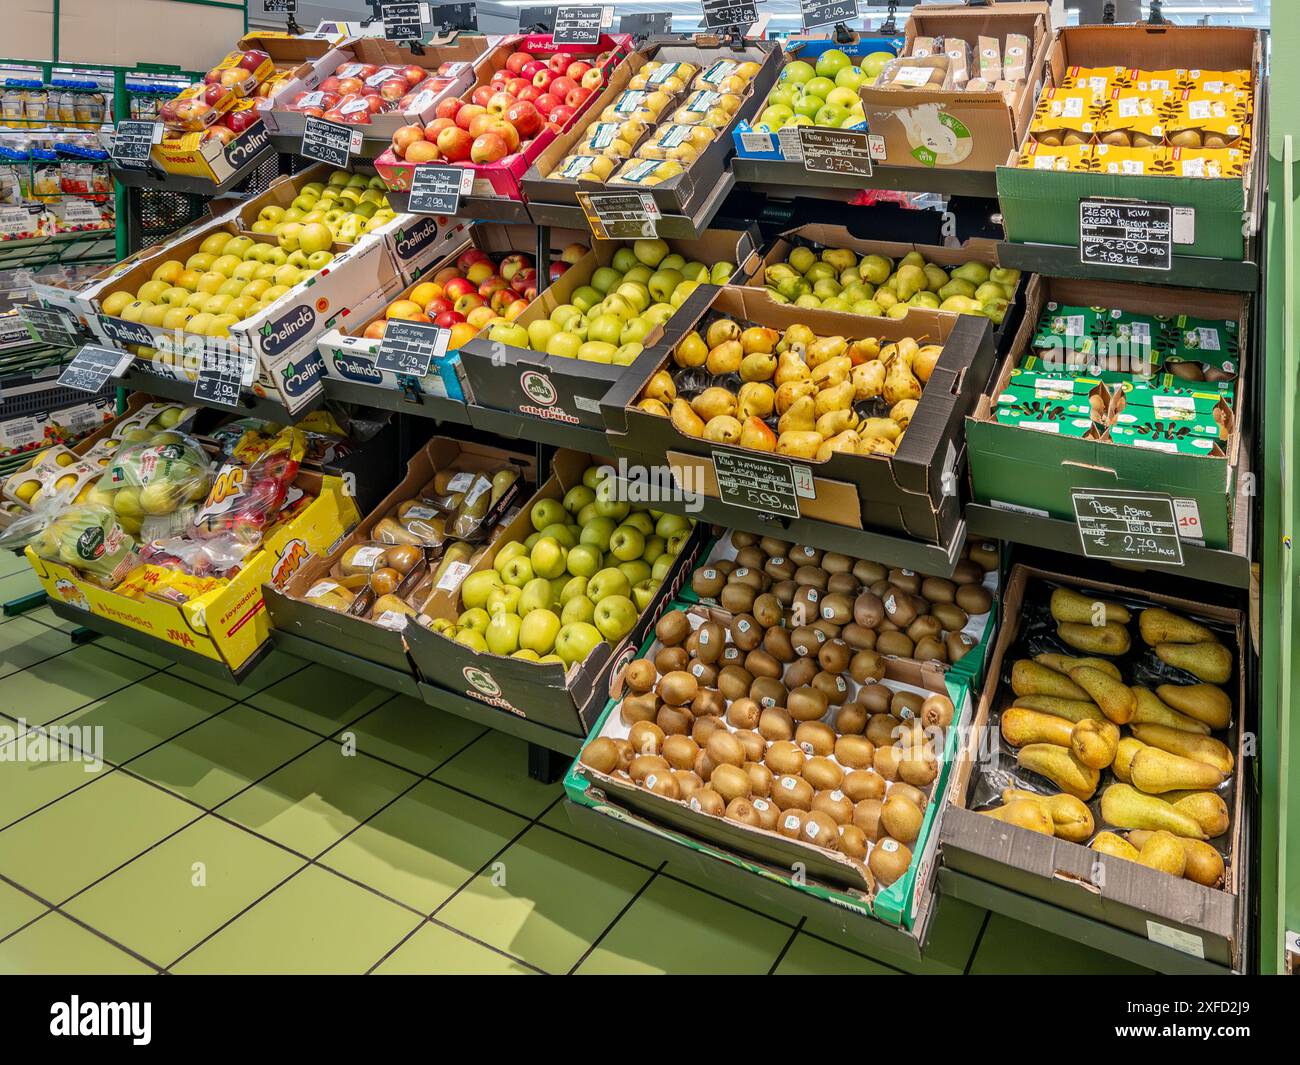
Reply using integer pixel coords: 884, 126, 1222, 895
903, 110, 973, 167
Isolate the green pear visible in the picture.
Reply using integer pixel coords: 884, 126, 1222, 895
922, 263, 949, 291
989, 266, 1021, 287
938, 278, 976, 301
765, 263, 798, 285
894, 264, 926, 300
899, 251, 926, 269
857, 254, 892, 284
975, 281, 1009, 303
908, 291, 940, 309
950, 261, 991, 284
1099, 783, 1207, 839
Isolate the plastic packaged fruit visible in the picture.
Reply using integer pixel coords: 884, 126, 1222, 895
576, 119, 649, 157
692, 58, 761, 94
670, 90, 742, 128
547, 154, 616, 182
637, 123, 714, 162
628, 61, 700, 92
610, 157, 685, 187
599, 89, 673, 125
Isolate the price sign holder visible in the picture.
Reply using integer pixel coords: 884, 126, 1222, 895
111, 120, 160, 171
798, 127, 873, 177
1071, 488, 1184, 566
701, 0, 759, 33
263, 0, 297, 10
1079, 199, 1173, 272
553, 7, 604, 45
382, 2, 428, 43
576, 190, 661, 240
375, 319, 451, 378
712, 451, 805, 520
194, 349, 255, 408
799, 0, 858, 32
301, 116, 363, 167
57, 345, 133, 393
17, 303, 80, 346
407, 164, 474, 215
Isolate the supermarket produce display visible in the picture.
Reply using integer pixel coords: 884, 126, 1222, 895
2, 1, 1295, 979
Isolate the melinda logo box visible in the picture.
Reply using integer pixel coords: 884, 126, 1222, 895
152, 117, 274, 184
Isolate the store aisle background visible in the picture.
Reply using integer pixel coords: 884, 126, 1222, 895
0, 551, 1148, 975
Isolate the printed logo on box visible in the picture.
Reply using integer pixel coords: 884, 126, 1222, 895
463, 664, 502, 698
280, 350, 326, 397
260, 304, 318, 357
330, 350, 383, 382
271, 538, 310, 589
520, 369, 557, 407
393, 216, 443, 262
53, 577, 89, 613
223, 123, 271, 168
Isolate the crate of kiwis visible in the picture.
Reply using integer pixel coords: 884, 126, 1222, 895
940, 565, 1247, 968
681, 529, 998, 686
571, 601, 973, 928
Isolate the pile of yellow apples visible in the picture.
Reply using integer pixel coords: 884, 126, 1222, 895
248, 169, 396, 246
637, 316, 942, 460
99, 230, 335, 339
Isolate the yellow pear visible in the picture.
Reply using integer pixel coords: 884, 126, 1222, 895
705, 319, 740, 348
775, 349, 811, 386
736, 381, 774, 419
1016, 743, 1099, 800
1167, 791, 1230, 837
1154, 641, 1232, 684
1130, 687, 1211, 733
775, 379, 816, 414
1136, 830, 1187, 876
1070, 718, 1120, 769
1067, 665, 1135, 724
858, 417, 901, 442
1127, 830, 1223, 886
805, 336, 847, 366
1112, 736, 1147, 783
1129, 747, 1226, 794
778, 394, 816, 434
1056, 621, 1131, 655
1034, 653, 1122, 681
1001, 788, 1094, 842
1000, 707, 1074, 748
739, 351, 776, 382
1156, 683, 1232, 730
1138, 607, 1215, 645
912, 345, 943, 383
1050, 587, 1131, 625
882, 355, 922, 405
706, 339, 743, 376
643, 369, 676, 404
738, 416, 777, 452
1011, 660, 1089, 701
690, 386, 737, 421
670, 398, 705, 438
890, 399, 917, 429
813, 380, 854, 419
851, 361, 886, 400
1091, 831, 1140, 861
702, 415, 742, 444
1099, 783, 1207, 838
1128, 723, 1233, 774
1011, 695, 1106, 724
776, 431, 822, 458
673, 330, 707, 367
816, 430, 860, 461
981, 799, 1054, 836
848, 337, 880, 362
815, 409, 859, 438
811, 355, 851, 389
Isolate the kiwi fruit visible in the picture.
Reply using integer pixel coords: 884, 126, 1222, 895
717, 665, 753, 701
735, 545, 766, 570
771, 774, 814, 811
843, 769, 887, 802
689, 621, 725, 664
693, 749, 717, 781
795, 720, 836, 757
662, 734, 699, 770
628, 720, 665, 756
881, 587, 918, 627
688, 661, 719, 688
656, 705, 693, 736
886, 569, 919, 595
866, 713, 901, 747
786, 685, 829, 723
777, 808, 806, 839
819, 593, 853, 625
744, 648, 781, 679
893, 717, 926, 748
876, 631, 915, 658
914, 636, 947, 663
853, 559, 886, 585
967, 542, 997, 571
898, 746, 938, 787
750, 675, 787, 708
764, 556, 795, 582
642, 769, 679, 798
658, 670, 698, 707
874, 745, 903, 780
784, 657, 819, 690
673, 769, 703, 797
752, 593, 783, 629
771, 579, 797, 606
850, 650, 886, 684
725, 797, 763, 827
838, 824, 869, 859
747, 704, 788, 741
790, 625, 824, 657
852, 798, 884, 841
869, 579, 893, 599
765, 740, 805, 775
827, 572, 859, 596
751, 796, 780, 830
720, 582, 757, 615
629, 754, 669, 784
726, 697, 761, 730
692, 715, 726, 747
951, 560, 982, 585
955, 584, 992, 615
762, 626, 796, 662
733, 729, 765, 762
621, 692, 661, 725
859, 685, 892, 715
835, 734, 875, 769
692, 567, 724, 599
794, 565, 828, 590
655, 646, 689, 674
580, 738, 619, 774
931, 602, 969, 632
655, 610, 690, 646
812, 620, 842, 644
729, 614, 762, 652
881, 795, 923, 844
835, 703, 868, 735
803, 756, 844, 792
921, 694, 955, 729
611, 739, 635, 772
868, 837, 913, 886
817, 639, 851, 674
887, 782, 927, 808
689, 787, 725, 816
713, 559, 737, 578
705, 730, 745, 768
841, 624, 876, 650
907, 615, 943, 643
919, 577, 954, 604
691, 688, 725, 718
625, 659, 657, 694
947, 632, 976, 662
792, 586, 822, 621
801, 810, 840, 851
890, 691, 923, 719
730, 566, 765, 591
720, 645, 743, 666
811, 670, 850, 705
744, 761, 773, 798
789, 544, 821, 566
710, 762, 751, 802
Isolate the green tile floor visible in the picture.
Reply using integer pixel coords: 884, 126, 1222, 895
0, 553, 1147, 975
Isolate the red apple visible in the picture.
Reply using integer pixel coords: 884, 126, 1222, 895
486, 91, 515, 117
436, 126, 474, 161
581, 68, 605, 91
505, 51, 533, 76
505, 77, 531, 98
487, 117, 520, 152
548, 53, 574, 75
531, 68, 555, 91
490, 70, 509, 89
457, 248, 491, 272
443, 277, 477, 300
359, 83, 381, 98
551, 76, 578, 101
518, 84, 542, 104
453, 292, 484, 315
480, 276, 510, 299
204, 69, 222, 85
522, 60, 547, 81
225, 109, 258, 133
354, 64, 379, 79
159, 99, 181, 123
435, 97, 462, 121
535, 93, 560, 116
564, 86, 591, 110
455, 104, 487, 131
336, 77, 363, 96
548, 104, 576, 127
220, 68, 250, 90
499, 254, 531, 281
319, 76, 342, 94
239, 49, 271, 72
362, 94, 386, 114
400, 64, 427, 87
504, 100, 542, 139
423, 117, 454, 140
549, 261, 568, 282
380, 78, 408, 101
567, 61, 593, 80
203, 83, 231, 107
489, 288, 517, 314
426, 297, 453, 317
471, 85, 494, 107
201, 126, 237, 145
434, 310, 466, 328
468, 112, 496, 139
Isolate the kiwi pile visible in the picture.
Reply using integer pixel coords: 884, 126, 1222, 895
687, 532, 996, 666
578, 602, 960, 893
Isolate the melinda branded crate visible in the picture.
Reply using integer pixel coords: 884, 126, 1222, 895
730, 34, 902, 162
458, 229, 759, 430
996, 24, 1264, 261
521, 39, 782, 218
939, 564, 1248, 970
404, 449, 705, 737
566, 605, 973, 930
967, 274, 1246, 549
373, 32, 634, 198
602, 286, 995, 545
151, 115, 274, 185
263, 436, 536, 678
27, 469, 360, 673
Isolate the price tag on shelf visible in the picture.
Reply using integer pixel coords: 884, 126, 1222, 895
407, 164, 473, 216
1079, 199, 1173, 271
798, 127, 873, 177
701, 0, 760, 32
263, 0, 297, 11
57, 345, 132, 394
382, 2, 428, 41
799, 0, 858, 32
194, 349, 254, 408
1071, 488, 1184, 566
575, 190, 660, 240
0, 204, 40, 238
111, 120, 159, 170
16, 303, 80, 347
375, 319, 451, 378
553, 7, 605, 46
712, 451, 805, 520
301, 116, 362, 167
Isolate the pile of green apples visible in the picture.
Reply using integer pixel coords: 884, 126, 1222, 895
754, 48, 894, 134
485, 238, 734, 366
447, 464, 695, 666
763, 245, 1021, 325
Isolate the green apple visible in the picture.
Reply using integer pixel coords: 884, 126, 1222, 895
530, 536, 568, 579
555, 621, 603, 666
501, 555, 534, 588
588, 567, 631, 603
618, 560, 651, 586
519, 608, 561, 655
576, 502, 601, 526
455, 629, 488, 652
632, 579, 658, 611
488, 322, 529, 348
563, 484, 595, 514
579, 516, 617, 551
571, 285, 603, 313
485, 585, 521, 616
582, 464, 611, 490
587, 312, 623, 346
460, 570, 502, 609
651, 554, 675, 581
518, 577, 553, 614
457, 607, 491, 634
546, 331, 583, 359
608, 523, 646, 562
550, 576, 569, 603
566, 543, 602, 578
641, 535, 667, 564
494, 541, 528, 572
530, 498, 567, 531
620, 513, 654, 538
665, 531, 690, 556
561, 595, 595, 625
655, 512, 693, 539
611, 247, 638, 272
485, 612, 521, 655
513, 648, 541, 661
538, 522, 578, 548
560, 575, 589, 603
593, 594, 638, 642
594, 483, 629, 521
523, 532, 542, 551
528, 318, 560, 352
590, 265, 622, 294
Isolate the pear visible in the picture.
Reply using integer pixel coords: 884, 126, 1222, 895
1035, 653, 1122, 681
858, 254, 892, 284
774, 349, 811, 386
1112, 736, 1146, 783
1167, 791, 1230, 837
673, 330, 708, 368
899, 251, 926, 269
1091, 832, 1140, 861
777, 394, 816, 434
806, 336, 847, 366
889, 399, 917, 429
858, 417, 901, 443
821, 247, 856, 272
1130, 687, 1211, 733
816, 409, 858, 437
740, 326, 779, 354
981, 799, 1054, 836
738, 416, 777, 452
776, 431, 822, 459
705, 319, 740, 348
950, 261, 991, 285
938, 278, 976, 301
816, 430, 861, 461
974, 281, 1009, 304
1138, 607, 1215, 645
1130, 746, 1227, 794
940, 295, 983, 314
1001, 788, 1094, 842
990, 266, 1022, 287
670, 398, 704, 438
1011, 660, 1089, 700
783, 323, 816, 351
643, 369, 676, 404
811, 355, 851, 389
1155, 641, 1232, 684
764, 263, 798, 285
775, 379, 815, 414
1050, 587, 1131, 625
894, 264, 927, 301
1070, 718, 1119, 769
875, 288, 899, 310
1001, 707, 1074, 748
922, 263, 949, 291
637, 398, 669, 417
706, 339, 743, 376
736, 381, 774, 419
858, 435, 897, 456
702, 415, 742, 444
813, 380, 854, 418
1128, 723, 1234, 774
912, 345, 943, 383
1011, 695, 1106, 724
1057, 621, 1131, 655
1127, 831, 1223, 887
1156, 683, 1232, 730
1099, 783, 1207, 839
848, 336, 880, 361
739, 351, 777, 382
776, 276, 811, 302
1016, 743, 1100, 800
690, 386, 736, 421
1067, 665, 1135, 724
846, 363, 882, 403
908, 291, 940, 310
882, 355, 922, 405
1136, 830, 1187, 877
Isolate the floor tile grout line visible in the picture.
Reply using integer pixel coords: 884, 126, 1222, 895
767, 918, 805, 975
0, 659, 169, 748
796, 925, 913, 975
964, 910, 992, 976
425, 916, 550, 975
361, 915, 430, 976
567, 863, 663, 975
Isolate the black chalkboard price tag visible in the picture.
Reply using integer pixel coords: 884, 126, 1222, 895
58, 345, 133, 393
1071, 488, 1184, 566
407, 164, 473, 215
375, 319, 451, 378
800, 0, 858, 31
17, 303, 81, 346
1079, 199, 1173, 272
112, 121, 159, 171
301, 116, 362, 167
263, 0, 297, 11
799, 127, 873, 177
553, 7, 603, 46
575, 190, 660, 240
382, 2, 427, 41
713, 451, 806, 520
701, 0, 759, 31
194, 350, 253, 408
